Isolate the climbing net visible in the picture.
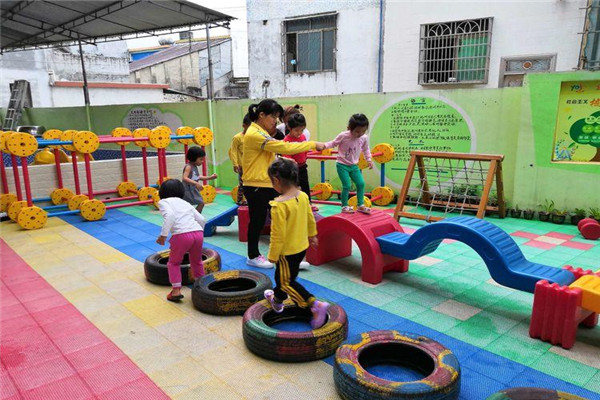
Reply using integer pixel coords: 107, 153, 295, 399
393, 151, 506, 222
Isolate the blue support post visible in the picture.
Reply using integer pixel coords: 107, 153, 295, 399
321, 161, 325, 183
380, 163, 385, 187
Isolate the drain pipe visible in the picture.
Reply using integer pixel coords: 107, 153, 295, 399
377, 0, 384, 92
205, 23, 219, 186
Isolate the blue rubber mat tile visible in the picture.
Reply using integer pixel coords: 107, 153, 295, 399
458, 367, 507, 400
344, 320, 378, 343
425, 331, 479, 362
356, 309, 403, 330
335, 298, 374, 319
508, 371, 598, 399
114, 244, 156, 261
465, 349, 526, 383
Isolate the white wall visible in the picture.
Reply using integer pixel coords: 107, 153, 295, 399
50, 86, 165, 107
382, 0, 587, 92
247, 0, 380, 99
3, 154, 185, 200
0, 50, 54, 108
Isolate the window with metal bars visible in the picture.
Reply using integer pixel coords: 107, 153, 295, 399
580, 0, 600, 71
419, 17, 493, 85
284, 14, 336, 73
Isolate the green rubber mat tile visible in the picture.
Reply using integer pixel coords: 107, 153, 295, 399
327, 280, 369, 297
413, 267, 454, 280
376, 280, 418, 297
412, 309, 461, 332
430, 260, 472, 274
380, 297, 428, 319
446, 254, 484, 268
464, 311, 520, 336
447, 320, 503, 347
485, 334, 549, 367
457, 267, 493, 282
437, 275, 480, 296
354, 289, 398, 307
454, 283, 512, 309
402, 289, 448, 308
584, 371, 600, 393
310, 270, 348, 286
532, 352, 598, 387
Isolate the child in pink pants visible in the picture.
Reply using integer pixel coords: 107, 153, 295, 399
156, 179, 206, 302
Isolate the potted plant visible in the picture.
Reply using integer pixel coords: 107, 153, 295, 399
538, 199, 555, 222
488, 190, 498, 207
523, 209, 535, 220
570, 208, 587, 225
510, 205, 522, 218
551, 209, 568, 224
589, 207, 600, 223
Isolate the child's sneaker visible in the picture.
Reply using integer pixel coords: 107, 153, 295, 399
299, 260, 310, 270
311, 205, 319, 212
247, 255, 274, 269
356, 205, 371, 215
264, 289, 284, 313
341, 206, 354, 214
310, 300, 330, 329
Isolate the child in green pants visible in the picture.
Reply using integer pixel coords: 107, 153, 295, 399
324, 114, 373, 214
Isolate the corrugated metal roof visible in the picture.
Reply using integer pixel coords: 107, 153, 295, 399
129, 37, 229, 71
1, 0, 234, 52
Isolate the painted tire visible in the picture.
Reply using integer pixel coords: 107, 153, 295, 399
334, 330, 460, 400
242, 300, 348, 362
144, 248, 221, 286
192, 270, 272, 315
485, 387, 588, 400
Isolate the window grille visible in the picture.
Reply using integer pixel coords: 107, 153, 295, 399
419, 17, 493, 85
499, 55, 556, 87
580, 0, 600, 70
284, 14, 336, 73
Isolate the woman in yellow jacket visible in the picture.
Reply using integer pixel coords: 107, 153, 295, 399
242, 99, 325, 268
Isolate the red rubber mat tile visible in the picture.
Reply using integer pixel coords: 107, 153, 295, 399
79, 357, 145, 396
0, 239, 169, 400
546, 232, 576, 240
21, 375, 94, 400
511, 231, 539, 239
523, 239, 556, 250
562, 240, 594, 251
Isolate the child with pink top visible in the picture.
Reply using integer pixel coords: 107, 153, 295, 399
325, 114, 373, 214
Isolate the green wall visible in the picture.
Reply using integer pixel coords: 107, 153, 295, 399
16, 71, 599, 212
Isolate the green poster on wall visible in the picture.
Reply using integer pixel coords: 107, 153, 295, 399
553, 80, 600, 163
370, 96, 473, 186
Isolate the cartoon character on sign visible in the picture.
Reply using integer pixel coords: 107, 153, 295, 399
569, 111, 600, 162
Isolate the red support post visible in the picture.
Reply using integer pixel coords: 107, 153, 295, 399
84, 153, 94, 199
120, 145, 128, 182
20, 157, 33, 207
105, 199, 153, 210
10, 155, 22, 201
142, 147, 149, 187
157, 149, 165, 183
71, 151, 81, 195
161, 148, 168, 177
0, 158, 8, 194
184, 144, 188, 158
53, 148, 64, 189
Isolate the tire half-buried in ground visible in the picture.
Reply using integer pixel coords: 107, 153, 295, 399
143, 248, 221, 286
192, 270, 272, 315
242, 300, 348, 362
334, 330, 460, 400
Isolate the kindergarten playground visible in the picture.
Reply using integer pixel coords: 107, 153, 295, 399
1, 73, 600, 400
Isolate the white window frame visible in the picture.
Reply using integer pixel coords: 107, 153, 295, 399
498, 54, 557, 88
418, 17, 493, 85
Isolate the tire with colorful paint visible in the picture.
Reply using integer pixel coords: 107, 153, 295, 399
143, 248, 221, 286
192, 270, 272, 315
334, 330, 460, 400
242, 300, 348, 362
485, 387, 587, 400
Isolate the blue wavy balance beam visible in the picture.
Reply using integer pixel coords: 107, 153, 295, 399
203, 205, 239, 237
376, 216, 576, 293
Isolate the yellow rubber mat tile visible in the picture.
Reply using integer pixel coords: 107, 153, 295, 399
149, 358, 216, 397
94, 252, 131, 264
111, 326, 170, 354
249, 381, 315, 400
62, 284, 105, 303
194, 344, 251, 377
123, 295, 187, 327
51, 246, 87, 260
173, 378, 244, 400
94, 314, 150, 339
155, 318, 226, 358
30, 233, 64, 244
207, 316, 245, 345
550, 341, 600, 369
97, 279, 153, 303
72, 293, 121, 315
85, 304, 136, 326
130, 343, 189, 375
85, 269, 127, 286
220, 359, 288, 398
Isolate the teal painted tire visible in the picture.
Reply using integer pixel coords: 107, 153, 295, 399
334, 330, 460, 400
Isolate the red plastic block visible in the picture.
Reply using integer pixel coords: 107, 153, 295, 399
578, 218, 600, 240
306, 210, 408, 284
563, 265, 600, 279
529, 280, 596, 349
237, 205, 270, 242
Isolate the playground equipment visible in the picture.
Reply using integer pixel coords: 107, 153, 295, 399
307, 144, 396, 208
143, 248, 221, 286
394, 151, 506, 222
334, 330, 460, 400
0, 125, 215, 230
578, 217, 600, 240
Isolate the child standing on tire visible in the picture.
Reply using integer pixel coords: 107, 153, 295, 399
325, 114, 373, 214
229, 114, 251, 205
156, 179, 206, 302
263, 158, 330, 329
182, 147, 218, 214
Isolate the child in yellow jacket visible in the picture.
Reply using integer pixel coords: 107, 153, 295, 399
264, 158, 330, 329
241, 99, 325, 269
228, 114, 251, 205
